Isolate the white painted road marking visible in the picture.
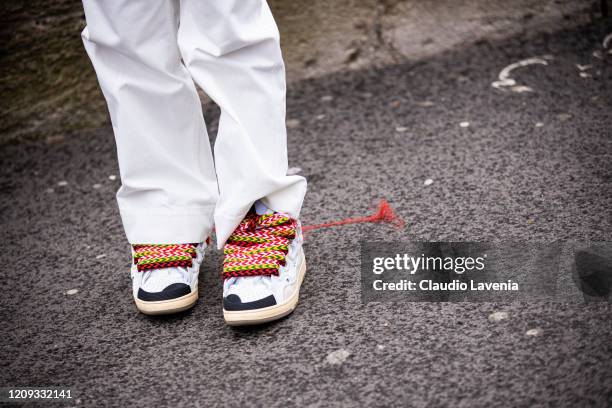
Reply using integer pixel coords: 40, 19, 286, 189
492, 56, 552, 92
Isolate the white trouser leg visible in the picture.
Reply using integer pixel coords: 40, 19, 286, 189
81, 0, 218, 244
177, 0, 307, 248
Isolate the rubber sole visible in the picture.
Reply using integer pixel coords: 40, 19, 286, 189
223, 258, 307, 326
134, 288, 198, 315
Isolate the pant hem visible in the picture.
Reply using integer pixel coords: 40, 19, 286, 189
120, 207, 215, 244
214, 178, 307, 249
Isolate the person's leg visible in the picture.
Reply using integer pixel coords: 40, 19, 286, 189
177, 0, 307, 325
82, 0, 218, 244
177, 0, 307, 249
81, 0, 217, 314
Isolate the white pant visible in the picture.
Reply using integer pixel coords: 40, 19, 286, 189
81, 0, 306, 248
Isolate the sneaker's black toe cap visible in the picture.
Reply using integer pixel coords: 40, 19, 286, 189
138, 283, 191, 302
223, 294, 276, 311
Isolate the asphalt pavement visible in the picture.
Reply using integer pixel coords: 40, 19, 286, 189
1, 21, 611, 407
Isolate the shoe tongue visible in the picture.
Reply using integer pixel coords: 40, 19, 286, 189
254, 200, 273, 216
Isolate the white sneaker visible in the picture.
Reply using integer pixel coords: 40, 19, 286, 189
130, 242, 205, 315
222, 203, 307, 325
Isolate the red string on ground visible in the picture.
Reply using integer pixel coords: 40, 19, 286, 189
302, 199, 405, 232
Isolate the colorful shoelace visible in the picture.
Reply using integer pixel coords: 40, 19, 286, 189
132, 243, 197, 271
223, 212, 297, 279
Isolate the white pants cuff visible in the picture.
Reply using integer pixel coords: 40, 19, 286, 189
120, 206, 215, 244
214, 176, 307, 249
